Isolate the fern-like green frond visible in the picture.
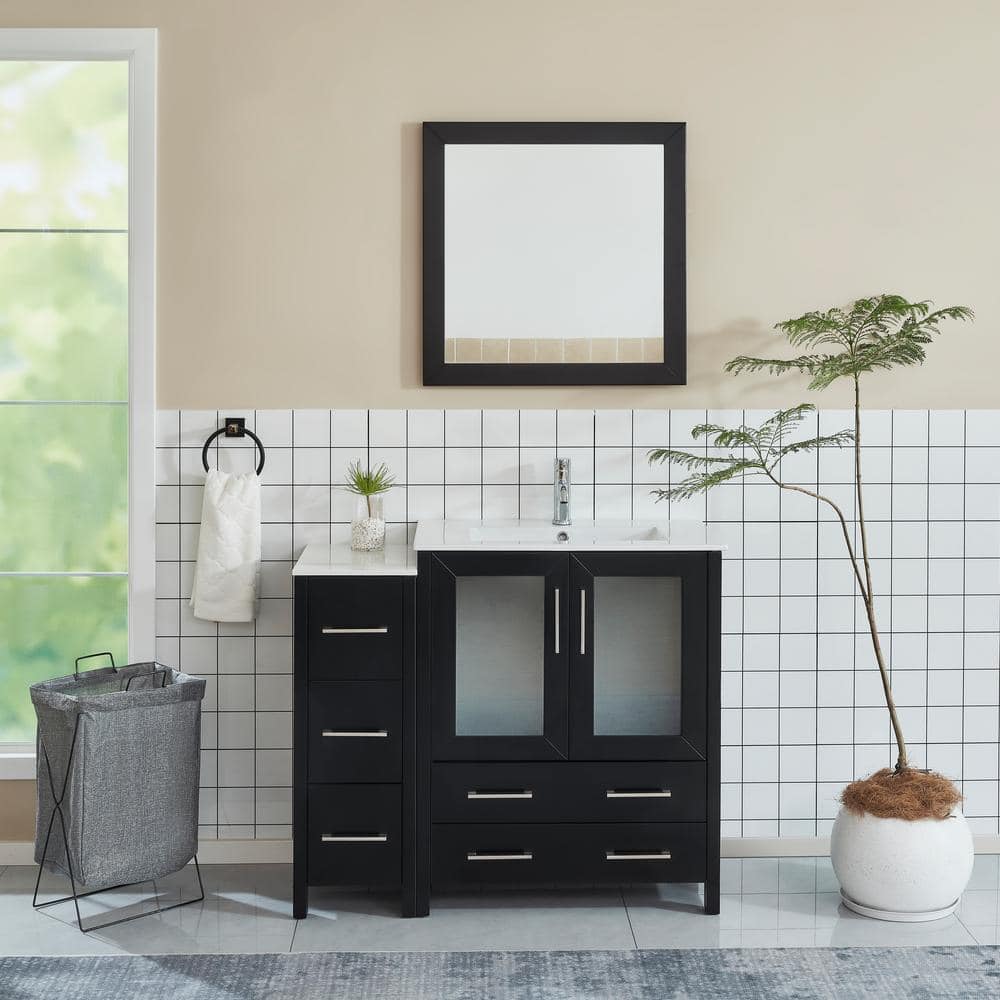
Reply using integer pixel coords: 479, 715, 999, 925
724, 354, 825, 378
344, 460, 396, 496
733, 295, 972, 393
775, 431, 854, 457
646, 404, 853, 501
646, 448, 742, 470
652, 458, 764, 502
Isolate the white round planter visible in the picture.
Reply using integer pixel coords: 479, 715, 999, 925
830, 807, 974, 921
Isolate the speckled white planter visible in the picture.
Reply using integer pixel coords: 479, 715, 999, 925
351, 516, 386, 551
830, 807, 974, 921
350, 495, 386, 552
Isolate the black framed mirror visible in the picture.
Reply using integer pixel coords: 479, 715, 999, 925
422, 122, 686, 386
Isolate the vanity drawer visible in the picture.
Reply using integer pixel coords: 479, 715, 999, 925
432, 762, 706, 823
308, 784, 401, 886
432, 822, 706, 887
308, 681, 401, 782
308, 577, 403, 679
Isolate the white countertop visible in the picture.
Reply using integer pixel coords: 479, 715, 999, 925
412, 519, 727, 552
293, 522, 725, 576
292, 542, 417, 576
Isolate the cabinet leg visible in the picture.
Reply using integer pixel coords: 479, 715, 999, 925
293, 880, 308, 920
704, 877, 720, 916
403, 882, 430, 918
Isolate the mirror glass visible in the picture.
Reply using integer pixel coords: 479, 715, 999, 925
443, 144, 664, 365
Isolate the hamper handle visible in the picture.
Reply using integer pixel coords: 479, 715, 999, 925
123, 668, 170, 692
74, 651, 117, 679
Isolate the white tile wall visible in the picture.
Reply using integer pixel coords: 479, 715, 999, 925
155, 409, 1000, 841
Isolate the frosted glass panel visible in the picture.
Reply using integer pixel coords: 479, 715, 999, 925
593, 576, 682, 736
455, 575, 545, 736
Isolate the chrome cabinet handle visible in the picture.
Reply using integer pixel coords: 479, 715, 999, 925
322, 833, 388, 843
580, 589, 586, 654
467, 851, 533, 862
605, 850, 671, 861
606, 789, 672, 799
554, 588, 560, 655
321, 626, 389, 635
467, 790, 533, 800
321, 729, 389, 738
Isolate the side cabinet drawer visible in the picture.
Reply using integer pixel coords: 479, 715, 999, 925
308, 682, 401, 782
433, 762, 706, 823
432, 822, 706, 887
308, 784, 401, 886
308, 577, 403, 679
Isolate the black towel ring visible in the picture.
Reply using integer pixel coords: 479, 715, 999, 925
202, 417, 266, 476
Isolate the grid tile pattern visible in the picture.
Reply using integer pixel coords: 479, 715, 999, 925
155, 409, 1000, 841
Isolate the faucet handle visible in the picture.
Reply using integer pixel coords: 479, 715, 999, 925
555, 457, 570, 479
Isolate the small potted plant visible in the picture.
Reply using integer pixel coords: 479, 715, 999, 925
345, 460, 395, 552
650, 294, 975, 921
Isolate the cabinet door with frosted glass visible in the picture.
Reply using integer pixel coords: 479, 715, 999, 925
569, 553, 707, 761
429, 553, 568, 761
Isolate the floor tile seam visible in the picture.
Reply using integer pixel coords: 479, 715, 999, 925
619, 889, 639, 952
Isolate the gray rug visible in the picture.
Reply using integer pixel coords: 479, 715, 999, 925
1, 948, 998, 1000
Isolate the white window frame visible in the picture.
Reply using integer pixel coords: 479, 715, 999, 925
0, 29, 157, 778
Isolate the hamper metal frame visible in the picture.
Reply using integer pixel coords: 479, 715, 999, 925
31, 654, 205, 933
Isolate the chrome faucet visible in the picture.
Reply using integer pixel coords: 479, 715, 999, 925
553, 458, 571, 525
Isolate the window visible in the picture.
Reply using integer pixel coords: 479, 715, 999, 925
0, 30, 155, 764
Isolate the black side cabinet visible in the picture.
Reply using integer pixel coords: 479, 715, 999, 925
293, 568, 423, 918
419, 549, 721, 914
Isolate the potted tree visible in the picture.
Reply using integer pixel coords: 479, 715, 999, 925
650, 294, 975, 921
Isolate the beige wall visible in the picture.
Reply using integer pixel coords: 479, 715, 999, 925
1, 0, 997, 410
0, 780, 34, 842
0, 2, 997, 839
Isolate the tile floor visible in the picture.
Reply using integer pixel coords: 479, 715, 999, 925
0, 857, 997, 956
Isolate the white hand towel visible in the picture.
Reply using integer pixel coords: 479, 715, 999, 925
190, 469, 261, 622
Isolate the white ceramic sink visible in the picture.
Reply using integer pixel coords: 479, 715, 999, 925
412, 519, 726, 552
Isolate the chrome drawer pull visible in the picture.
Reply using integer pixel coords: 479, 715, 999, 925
554, 588, 560, 655
606, 789, 672, 799
321, 729, 389, 738
322, 833, 388, 843
467, 851, 533, 862
605, 850, 671, 861
321, 626, 389, 635
467, 790, 534, 800
580, 590, 586, 654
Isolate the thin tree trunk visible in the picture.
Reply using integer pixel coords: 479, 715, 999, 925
769, 480, 868, 600
853, 377, 909, 772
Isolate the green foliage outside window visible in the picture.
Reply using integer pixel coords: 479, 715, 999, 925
0, 61, 130, 741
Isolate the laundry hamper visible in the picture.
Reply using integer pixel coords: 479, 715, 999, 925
30, 653, 206, 931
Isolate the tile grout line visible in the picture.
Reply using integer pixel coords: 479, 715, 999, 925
214, 410, 222, 835
619, 888, 640, 951
961, 411, 967, 804
953, 911, 981, 944
925, 414, 932, 772
813, 422, 821, 836
252, 409, 259, 839
776, 414, 783, 835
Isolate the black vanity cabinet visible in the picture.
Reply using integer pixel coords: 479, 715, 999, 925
418, 549, 721, 914
294, 542, 721, 918
293, 561, 422, 919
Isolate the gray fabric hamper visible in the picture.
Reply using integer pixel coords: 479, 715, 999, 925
31, 662, 205, 891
